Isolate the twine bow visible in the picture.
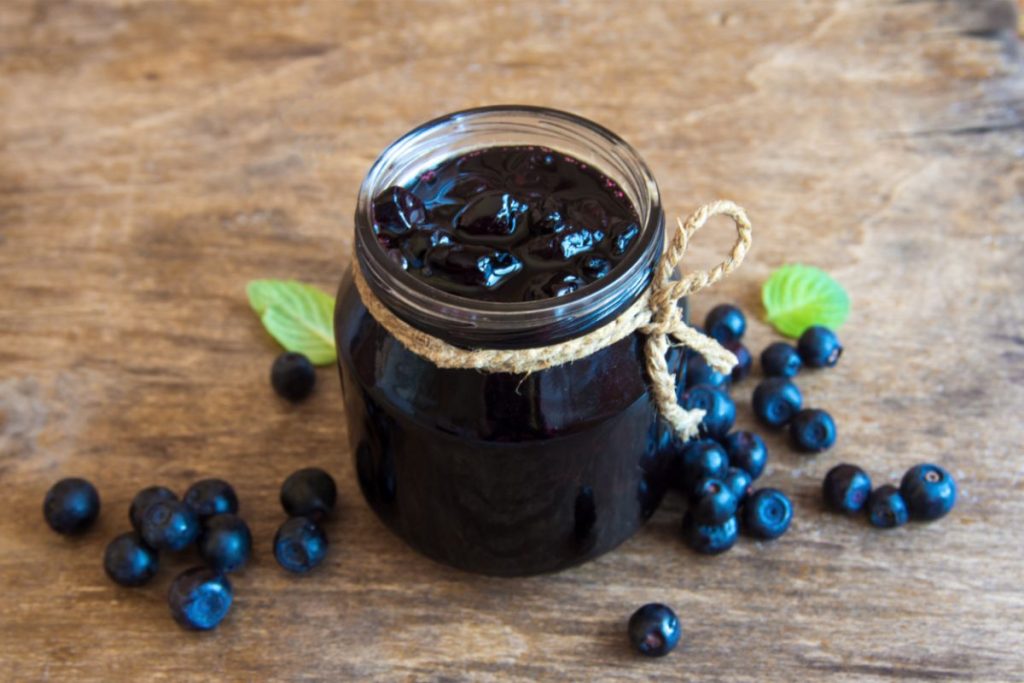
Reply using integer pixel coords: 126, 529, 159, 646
352, 200, 752, 441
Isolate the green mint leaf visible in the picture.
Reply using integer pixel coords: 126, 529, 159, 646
761, 264, 850, 338
246, 280, 337, 365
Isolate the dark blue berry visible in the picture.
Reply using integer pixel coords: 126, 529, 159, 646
681, 512, 738, 554
280, 468, 338, 521
789, 408, 837, 453
674, 439, 729, 494
372, 185, 426, 236
752, 378, 803, 428
900, 464, 956, 521
139, 500, 200, 551
199, 514, 252, 574
184, 479, 238, 521
721, 431, 768, 479
43, 478, 100, 536
723, 468, 753, 503
743, 488, 793, 540
168, 567, 233, 631
705, 304, 746, 344
867, 485, 908, 529
725, 341, 752, 382
103, 532, 159, 587
797, 326, 843, 368
129, 486, 177, 532
760, 342, 802, 378
823, 464, 872, 514
679, 385, 735, 439
273, 517, 328, 574
271, 352, 317, 402
683, 354, 730, 391
690, 477, 739, 525
628, 603, 682, 657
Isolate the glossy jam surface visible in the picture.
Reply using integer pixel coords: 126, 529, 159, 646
371, 146, 641, 302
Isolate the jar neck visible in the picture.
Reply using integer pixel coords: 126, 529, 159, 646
354, 106, 664, 350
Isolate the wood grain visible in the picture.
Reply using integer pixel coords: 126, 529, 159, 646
1, 0, 1023, 680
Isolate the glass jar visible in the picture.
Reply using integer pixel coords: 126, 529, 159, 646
335, 106, 686, 576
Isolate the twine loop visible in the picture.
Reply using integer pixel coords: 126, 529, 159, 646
353, 200, 752, 441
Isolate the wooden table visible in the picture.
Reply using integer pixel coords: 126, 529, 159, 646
2, 1, 1023, 680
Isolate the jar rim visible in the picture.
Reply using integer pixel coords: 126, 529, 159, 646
354, 105, 664, 349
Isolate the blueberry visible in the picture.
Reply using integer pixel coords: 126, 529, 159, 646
280, 467, 338, 521
760, 342, 802, 378
271, 352, 316, 402
628, 603, 682, 657
184, 479, 238, 521
679, 385, 735, 439
273, 517, 328, 574
723, 468, 753, 503
199, 514, 252, 574
704, 304, 746, 344
103, 532, 159, 587
581, 255, 611, 281
456, 192, 529, 236
724, 341, 752, 382
721, 431, 768, 480
168, 567, 233, 631
611, 222, 640, 255
673, 439, 729, 494
752, 378, 803, 428
683, 354, 730, 391
900, 464, 956, 521
426, 244, 522, 288
823, 464, 872, 514
690, 477, 739, 525
789, 409, 837, 453
139, 500, 199, 551
43, 478, 100, 536
867, 485, 909, 529
681, 512, 738, 554
129, 486, 177, 532
372, 185, 426, 236
743, 488, 793, 540
797, 326, 843, 368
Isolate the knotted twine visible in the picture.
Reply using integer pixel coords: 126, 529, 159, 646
353, 200, 753, 441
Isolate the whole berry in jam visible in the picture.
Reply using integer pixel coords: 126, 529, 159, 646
280, 467, 338, 521
139, 500, 199, 552
628, 603, 682, 657
867, 485, 909, 529
723, 467, 753, 503
168, 567, 233, 631
682, 512, 738, 555
760, 342, 802, 378
271, 352, 316, 402
679, 385, 735, 439
725, 341, 752, 383
900, 464, 956, 521
372, 185, 426, 236
274, 517, 328, 574
721, 431, 768, 480
129, 486, 177, 533
43, 478, 100, 536
789, 408, 837, 453
683, 354, 730, 391
103, 532, 159, 587
823, 464, 872, 514
198, 514, 253, 574
690, 477, 739, 525
743, 488, 793, 540
797, 326, 843, 368
184, 478, 238, 521
674, 439, 729, 495
704, 304, 746, 345
752, 378, 803, 428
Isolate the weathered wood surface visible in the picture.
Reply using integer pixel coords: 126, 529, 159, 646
1, 0, 1023, 680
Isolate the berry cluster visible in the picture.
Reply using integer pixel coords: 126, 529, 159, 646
824, 462, 957, 529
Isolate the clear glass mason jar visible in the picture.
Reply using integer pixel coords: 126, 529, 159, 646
335, 106, 686, 576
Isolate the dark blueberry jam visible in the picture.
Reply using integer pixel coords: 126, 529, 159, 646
370, 146, 641, 302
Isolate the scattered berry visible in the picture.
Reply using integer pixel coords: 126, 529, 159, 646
139, 500, 200, 551
199, 514, 252, 574
721, 431, 768, 479
743, 488, 793, 540
900, 464, 956, 521
760, 342, 802, 378
43, 478, 100, 536
705, 304, 746, 344
628, 603, 682, 657
682, 512, 738, 554
823, 464, 872, 514
168, 567, 233, 631
723, 468, 753, 503
725, 341, 752, 382
674, 439, 730, 495
789, 408, 837, 453
184, 479, 238, 521
679, 385, 736, 439
103, 532, 159, 587
797, 326, 843, 368
273, 517, 328, 574
690, 477, 739, 525
867, 485, 908, 529
280, 468, 338, 521
271, 352, 317, 402
683, 354, 729, 391
129, 486, 177, 533
752, 378, 803, 428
